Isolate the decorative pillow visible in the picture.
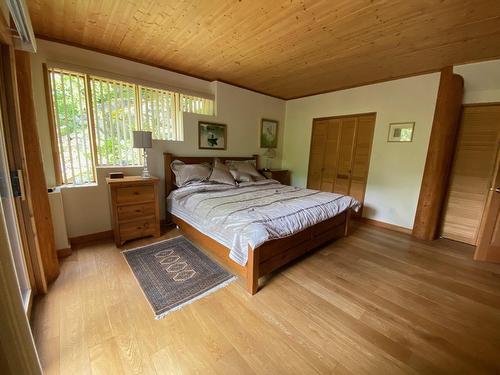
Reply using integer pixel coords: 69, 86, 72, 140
209, 159, 236, 185
228, 160, 265, 181
170, 160, 211, 187
229, 169, 254, 183
225, 159, 257, 169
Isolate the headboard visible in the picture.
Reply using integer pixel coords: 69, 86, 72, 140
163, 153, 259, 197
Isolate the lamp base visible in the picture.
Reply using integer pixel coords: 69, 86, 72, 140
141, 168, 151, 179
141, 148, 151, 179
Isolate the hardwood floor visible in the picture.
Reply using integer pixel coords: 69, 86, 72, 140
31, 224, 500, 374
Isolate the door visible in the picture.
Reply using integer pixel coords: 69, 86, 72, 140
350, 115, 376, 203
441, 104, 500, 245
307, 113, 375, 207
307, 120, 328, 190
0, 96, 31, 310
320, 119, 341, 192
334, 117, 356, 195
474, 150, 500, 262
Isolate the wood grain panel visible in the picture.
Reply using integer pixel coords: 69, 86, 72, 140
319, 119, 341, 192
307, 113, 375, 207
442, 105, 500, 245
26, 1, 500, 99
15, 50, 59, 283
306, 120, 328, 190
475, 148, 500, 262
334, 118, 356, 195
350, 115, 376, 204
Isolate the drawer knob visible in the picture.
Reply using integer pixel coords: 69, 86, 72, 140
134, 191, 140, 195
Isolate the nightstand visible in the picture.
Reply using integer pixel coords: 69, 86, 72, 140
261, 169, 290, 185
106, 176, 161, 246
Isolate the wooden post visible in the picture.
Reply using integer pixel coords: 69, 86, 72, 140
412, 67, 464, 241
15, 50, 60, 282
246, 245, 260, 295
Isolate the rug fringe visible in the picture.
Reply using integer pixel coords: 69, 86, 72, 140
154, 276, 237, 320
121, 235, 185, 254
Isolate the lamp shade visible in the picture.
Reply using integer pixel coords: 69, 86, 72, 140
133, 130, 152, 149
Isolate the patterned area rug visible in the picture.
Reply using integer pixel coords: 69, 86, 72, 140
122, 236, 235, 319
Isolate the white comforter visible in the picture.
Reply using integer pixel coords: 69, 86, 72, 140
167, 180, 360, 266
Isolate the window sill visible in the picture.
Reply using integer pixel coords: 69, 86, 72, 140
58, 182, 98, 190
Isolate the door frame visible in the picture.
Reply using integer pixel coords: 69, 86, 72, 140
474, 131, 500, 261
0, 44, 47, 295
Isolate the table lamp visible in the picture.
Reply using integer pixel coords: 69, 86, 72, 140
133, 130, 152, 178
263, 148, 276, 170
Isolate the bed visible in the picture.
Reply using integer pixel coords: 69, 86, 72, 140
164, 153, 359, 294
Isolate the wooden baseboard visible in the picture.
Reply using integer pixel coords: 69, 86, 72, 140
69, 230, 113, 248
357, 217, 412, 235
56, 248, 72, 258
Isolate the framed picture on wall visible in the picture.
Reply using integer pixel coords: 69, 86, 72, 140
387, 122, 415, 142
198, 121, 227, 150
260, 119, 279, 148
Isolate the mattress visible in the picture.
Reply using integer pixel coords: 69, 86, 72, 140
167, 179, 360, 266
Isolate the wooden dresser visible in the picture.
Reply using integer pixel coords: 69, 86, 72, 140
106, 176, 161, 246
261, 169, 290, 185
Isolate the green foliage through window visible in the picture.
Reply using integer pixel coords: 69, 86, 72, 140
47, 67, 214, 184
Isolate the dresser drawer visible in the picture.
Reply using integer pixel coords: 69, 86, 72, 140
117, 203, 155, 221
119, 218, 156, 240
116, 185, 154, 204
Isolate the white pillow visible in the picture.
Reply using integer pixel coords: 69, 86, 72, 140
230, 169, 254, 183
170, 160, 211, 187
228, 161, 265, 181
209, 159, 236, 185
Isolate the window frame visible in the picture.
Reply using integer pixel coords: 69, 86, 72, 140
44, 63, 215, 185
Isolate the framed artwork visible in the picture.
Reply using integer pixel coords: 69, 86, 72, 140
387, 122, 415, 142
260, 119, 279, 148
198, 121, 227, 150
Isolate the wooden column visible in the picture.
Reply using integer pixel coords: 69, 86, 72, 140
14, 50, 59, 282
412, 67, 464, 240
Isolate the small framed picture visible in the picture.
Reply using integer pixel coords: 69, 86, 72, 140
198, 121, 227, 150
260, 119, 279, 148
388, 122, 415, 142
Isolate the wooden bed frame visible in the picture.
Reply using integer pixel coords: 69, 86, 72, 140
164, 153, 351, 294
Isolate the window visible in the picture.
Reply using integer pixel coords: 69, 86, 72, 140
46, 66, 214, 184
48, 68, 95, 184
180, 93, 215, 115
139, 86, 179, 141
90, 77, 141, 166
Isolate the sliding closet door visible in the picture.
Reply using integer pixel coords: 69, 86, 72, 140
307, 113, 375, 207
441, 104, 500, 245
320, 119, 341, 192
307, 120, 328, 190
334, 117, 356, 195
350, 115, 375, 203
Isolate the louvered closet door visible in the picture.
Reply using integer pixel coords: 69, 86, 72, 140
320, 119, 341, 192
307, 120, 328, 190
441, 105, 500, 245
350, 115, 375, 203
334, 117, 356, 195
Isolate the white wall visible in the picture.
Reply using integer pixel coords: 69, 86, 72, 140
31, 39, 286, 237
282, 74, 441, 229
454, 59, 500, 104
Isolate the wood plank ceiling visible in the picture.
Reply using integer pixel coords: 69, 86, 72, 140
27, 0, 500, 99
